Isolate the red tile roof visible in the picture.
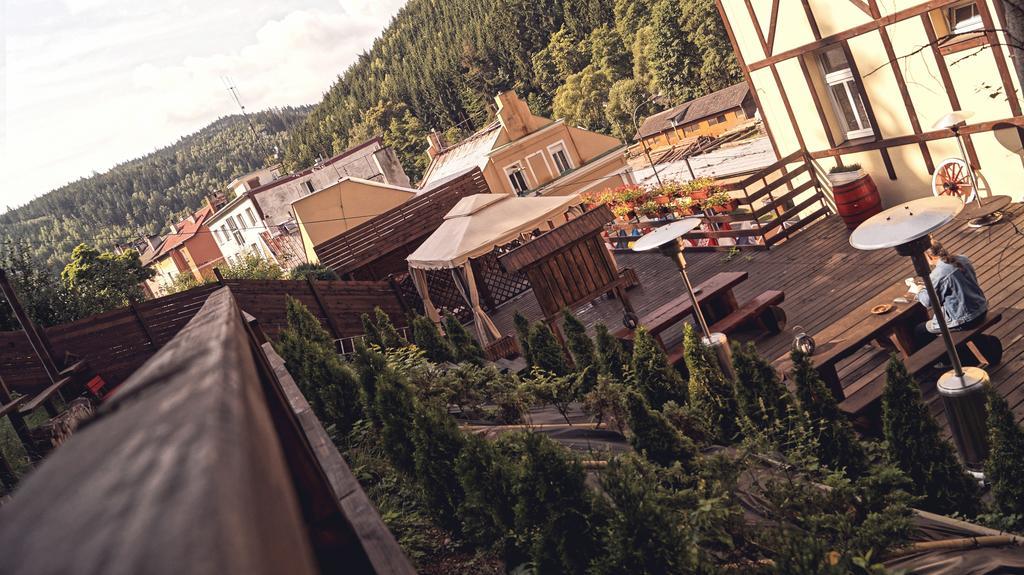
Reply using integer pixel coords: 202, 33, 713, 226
144, 204, 214, 264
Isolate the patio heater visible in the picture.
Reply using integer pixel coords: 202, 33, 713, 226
632, 218, 735, 379
850, 196, 989, 468
932, 110, 1012, 228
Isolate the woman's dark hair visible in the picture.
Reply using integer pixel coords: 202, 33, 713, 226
929, 239, 963, 270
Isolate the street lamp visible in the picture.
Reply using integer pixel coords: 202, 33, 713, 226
632, 93, 665, 188
850, 196, 989, 468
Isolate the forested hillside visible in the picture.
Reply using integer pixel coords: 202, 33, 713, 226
284, 0, 740, 182
0, 107, 309, 269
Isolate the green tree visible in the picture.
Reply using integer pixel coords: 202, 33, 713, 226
562, 309, 596, 371
0, 239, 73, 329
444, 315, 485, 365
411, 402, 467, 532
360, 313, 383, 348
411, 313, 455, 364
352, 340, 387, 427
372, 366, 419, 474
605, 78, 651, 141
595, 323, 629, 381
218, 252, 284, 280
731, 341, 794, 432
373, 306, 407, 349
60, 243, 153, 316
631, 327, 686, 410
528, 320, 570, 376
456, 433, 517, 548
289, 262, 340, 281
683, 324, 740, 444
881, 356, 978, 515
588, 25, 631, 81
625, 390, 696, 467
984, 387, 1024, 523
613, 0, 655, 46
552, 64, 613, 131
513, 311, 533, 366
790, 349, 868, 478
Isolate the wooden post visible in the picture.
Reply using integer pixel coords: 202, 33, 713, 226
305, 277, 343, 349
130, 302, 157, 347
212, 267, 225, 285
0, 377, 40, 461
0, 269, 60, 383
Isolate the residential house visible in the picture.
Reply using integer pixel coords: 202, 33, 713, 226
716, 0, 1024, 205
419, 91, 632, 197
291, 177, 421, 263
635, 83, 758, 151
206, 137, 410, 270
141, 204, 225, 297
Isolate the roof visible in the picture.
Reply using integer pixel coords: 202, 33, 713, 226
407, 193, 582, 269
635, 83, 750, 140
419, 122, 502, 189
143, 204, 214, 265
631, 136, 776, 185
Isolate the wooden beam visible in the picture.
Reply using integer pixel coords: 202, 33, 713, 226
848, 0, 873, 17
749, 0, 964, 71
801, 0, 822, 40
921, 14, 981, 169
808, 115, 1024, 158
744, 0, 770, 56
766, 0, 781, 56
799, 56, 837, 148
877, 24, 934, 173
839, 41, 890, 181
977, 0, 1023, 116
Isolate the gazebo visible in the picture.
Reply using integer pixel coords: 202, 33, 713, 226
406, 193, 634, 349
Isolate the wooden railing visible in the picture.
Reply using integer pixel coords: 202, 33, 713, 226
0, 287, 414, 575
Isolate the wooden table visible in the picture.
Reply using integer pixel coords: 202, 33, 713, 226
773, 282, 927, 399
614, 271, 748, 347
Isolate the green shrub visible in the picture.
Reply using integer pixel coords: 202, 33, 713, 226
372, 366, 419, 474
374, 306, 407, 349
289, 262, 340, 281
410, 313, 455, 363
625, 390, 697, 467
595, 323, 629, 381
444, 315, 485, 366
790, 349, 868, 478
527, 321, 570, 376
522, 368, 586, 425
411, 402, 467, 533
984, 387, 1024, 522
683, 324, 740, 444
583, 375, 629, 432
732, 341, 794, 432
361, 312, 383, 348
456, 433, 517, 549
513, 311, 533, 366
352, 339, 387, 427
631, 327, 686, 409
881, 355, 978, 516
562, 309, 596, 371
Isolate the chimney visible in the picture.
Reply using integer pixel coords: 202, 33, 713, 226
206, 193, 228, 212
169, 223, 179, 235
495, 91, 530, 141
426, 131, 446, 160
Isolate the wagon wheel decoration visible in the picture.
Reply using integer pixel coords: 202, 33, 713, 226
931, 158, 976, 204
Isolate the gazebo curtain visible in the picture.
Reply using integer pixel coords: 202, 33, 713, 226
449, 265, 501, 345
409, 267, 441, 323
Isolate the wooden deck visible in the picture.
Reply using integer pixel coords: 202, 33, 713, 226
490, 205, 1024, 434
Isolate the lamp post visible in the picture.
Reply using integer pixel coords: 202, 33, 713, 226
850, 196, 990, 468
632, 93, 665, 188
632, 218, 734, 379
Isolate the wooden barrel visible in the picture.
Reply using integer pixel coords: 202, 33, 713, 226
832, 174, 881, 230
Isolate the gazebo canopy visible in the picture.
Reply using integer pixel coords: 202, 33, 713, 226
406, 193, 582, 270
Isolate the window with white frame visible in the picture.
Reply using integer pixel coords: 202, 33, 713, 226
505, 163, 530, 195
303, 180, 315, 194
219, 225, 231, 245
548, 143, 573, 175
226, 218, 244, 245
245, 207, 257, 226
948, 2, 982, 34
818, 45, 874, 141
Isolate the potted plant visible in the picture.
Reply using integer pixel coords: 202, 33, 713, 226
702, 191, 739, 214
684, 177, 718, 202
827, 163, 864, 187
672, 196, 695, 217
637, 200, 662, 219
611, 203, 636, 221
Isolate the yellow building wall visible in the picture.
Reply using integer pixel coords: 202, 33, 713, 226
720, 0, 1024, 206
292, 180, 417, 263
640, 109, 750, 151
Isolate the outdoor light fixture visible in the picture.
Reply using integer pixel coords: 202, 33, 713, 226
850, 196, 989, 468
932, 110, 1011, 228
632, 218, 734, 379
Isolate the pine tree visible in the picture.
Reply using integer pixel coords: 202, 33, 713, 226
513, 311, 533, 366
352, 340, 387, 428
732, 341, 794, 432
444, 315, 485, 365
630, 327, 686, 409
791, 349, 868, 478
683, 324, 740, 444
984, 387, 1024, 521
595, 323, 629, 381
360, 312, 383, 348
411, 313, 454, 364
456, 433, 517, 548
373, 306, 406, 349
881, 356, 978, 515
563, 309, 596, 371
625, 390, 696, 467
411, 403, 467, 533
372, 366, 418, 474
528, 321, 570, 376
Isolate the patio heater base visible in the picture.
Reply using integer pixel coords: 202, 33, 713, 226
703, 332, 735, 381
967, 211, 1004, 228
937, 366, 990, 469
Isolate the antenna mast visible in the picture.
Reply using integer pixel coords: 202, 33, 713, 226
223, 76, 272, 162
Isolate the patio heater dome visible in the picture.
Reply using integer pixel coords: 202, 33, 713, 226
850, 195, 989, 468
631, 218, 703, 252
932, 110, 975, 130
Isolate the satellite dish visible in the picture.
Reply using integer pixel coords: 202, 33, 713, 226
932, 110, 975, 130
850, 196, 963, 251
631, 218, 703, 252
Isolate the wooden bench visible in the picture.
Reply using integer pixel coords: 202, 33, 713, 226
839, 312, 1002, 425
664, 290, 786, 368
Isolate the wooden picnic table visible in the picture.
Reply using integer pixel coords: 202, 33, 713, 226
614, 271, 748, 347
773, 282, 927, 399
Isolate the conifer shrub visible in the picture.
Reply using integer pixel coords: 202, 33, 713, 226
352, 340, 387, 428
410, 313, 454, 364
630, 327, 686, 409
881, 355, 978, 516
984, 387, 1024, 523
360, 312, 383, 348
521, 368, 586, 425
527, 320, 570, 376
595, 323, 629, 381
372, 366, 419, 474
625, 390, 697, 467
289, 262, 340, 281
374, 306, 407, 349
456, 433, 517, 549
683, 324, 740, 444
731, 340, 793, 432
790, 349, 868, 478
583, 374, 629, 432
513, 311, 533, 366
443, 314, 485, 366
660, 400, 712, 446
411, 402, 467, 533
562, 309, 596, 371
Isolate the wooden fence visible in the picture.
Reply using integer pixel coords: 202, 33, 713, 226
0, 287, 415, 574
0, 278, 406, 394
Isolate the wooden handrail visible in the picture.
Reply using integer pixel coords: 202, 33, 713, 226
0, 287, 413, 574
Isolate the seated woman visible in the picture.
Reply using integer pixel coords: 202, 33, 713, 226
910, 238, 988, 350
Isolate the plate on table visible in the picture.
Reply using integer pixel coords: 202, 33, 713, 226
871, 303, 893, 315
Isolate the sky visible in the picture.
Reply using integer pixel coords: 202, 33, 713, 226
0, 0, 408, 210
